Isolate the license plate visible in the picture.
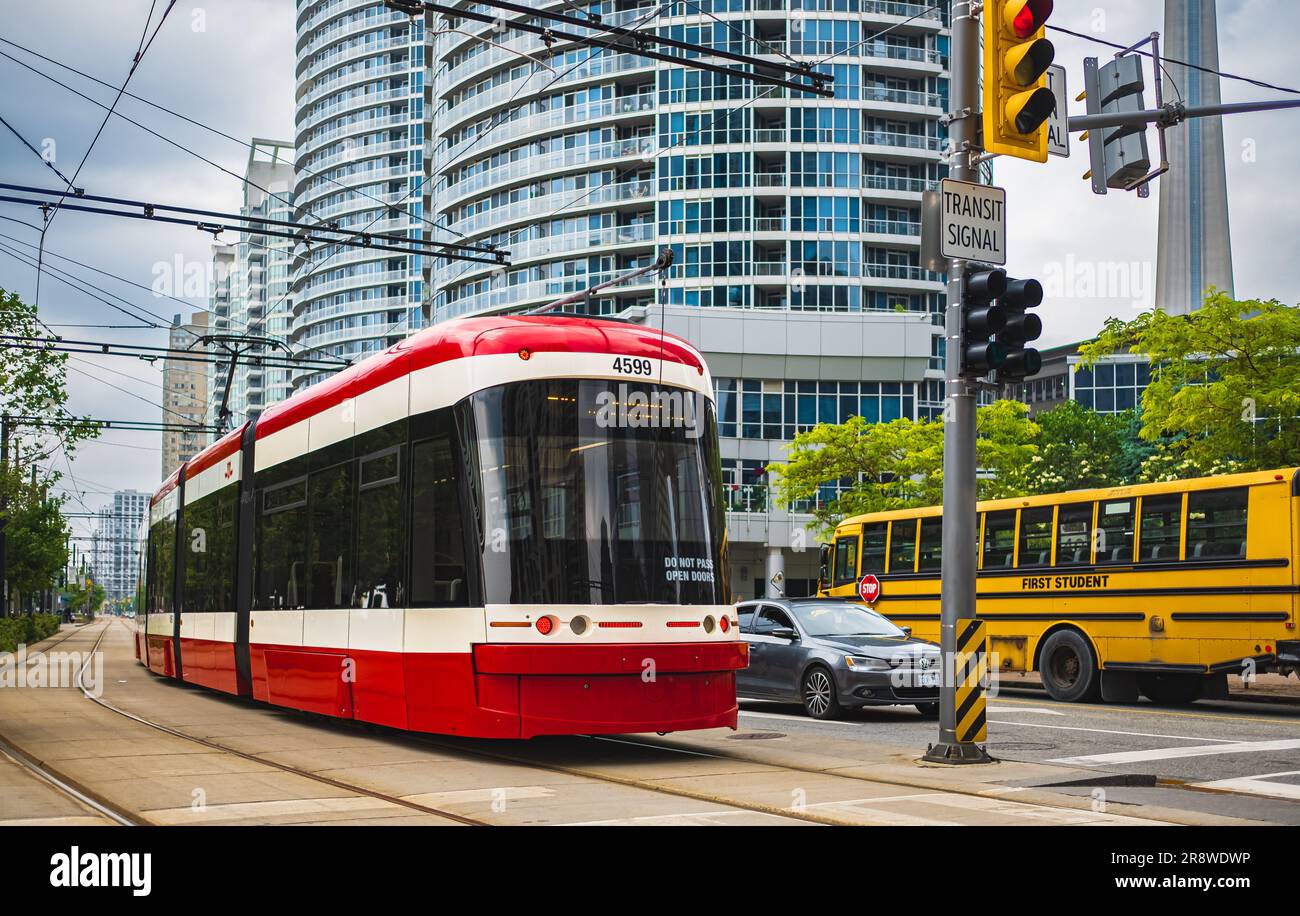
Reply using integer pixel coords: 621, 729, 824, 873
916, 671, 940, 688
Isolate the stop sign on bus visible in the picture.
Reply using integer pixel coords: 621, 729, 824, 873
858, 574, 881, 605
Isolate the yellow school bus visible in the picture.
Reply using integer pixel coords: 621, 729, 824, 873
818, 469, 1300, 704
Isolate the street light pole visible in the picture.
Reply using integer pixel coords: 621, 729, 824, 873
924, 0, 992, 765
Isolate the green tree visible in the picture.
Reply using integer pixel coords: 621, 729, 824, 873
1, 287, 98, 612
770, 400, 1039, 535
1080, 290, 1300, 475
63, 578, 105, 617
1024, 401, 1133, 494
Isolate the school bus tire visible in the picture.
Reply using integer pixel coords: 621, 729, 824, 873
1038, 629, 1102, 703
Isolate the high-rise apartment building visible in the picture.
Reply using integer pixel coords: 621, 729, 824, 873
208, 140, 298, 426
291, 0, 430, 387
423, 1, 951, 596
90, 490, 149, 603
160, 310, 210, 477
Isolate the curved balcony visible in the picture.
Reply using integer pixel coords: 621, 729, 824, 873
441, 136, 653, 208
440, 93, 656, 169
298, 85, 414, 136
446, 178, 655, 238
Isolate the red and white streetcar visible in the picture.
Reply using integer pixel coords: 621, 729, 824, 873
136, 314, 743, 737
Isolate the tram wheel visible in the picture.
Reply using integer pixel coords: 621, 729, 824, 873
1038, 630, 1101, 703
1138, 673, 1203, 706
801, 666, 841, 720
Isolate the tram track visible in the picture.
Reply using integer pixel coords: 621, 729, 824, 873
5, 620, 492, 827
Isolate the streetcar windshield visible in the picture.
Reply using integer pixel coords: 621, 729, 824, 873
468, 378, 729, 605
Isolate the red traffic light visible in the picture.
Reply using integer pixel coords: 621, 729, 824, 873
1005, 0, 1053, 39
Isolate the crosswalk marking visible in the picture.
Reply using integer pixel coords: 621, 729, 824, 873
1190, 771, 1300, 801
1050, 738, 1300, 767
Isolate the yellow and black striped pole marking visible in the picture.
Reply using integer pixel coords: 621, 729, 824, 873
954, 619, 988, 744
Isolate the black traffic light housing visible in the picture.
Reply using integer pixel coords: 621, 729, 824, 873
997, 277, 1044, 381
960, 267, 1008, 379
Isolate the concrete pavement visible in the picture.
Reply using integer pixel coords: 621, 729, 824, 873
0, 620, 1281, 826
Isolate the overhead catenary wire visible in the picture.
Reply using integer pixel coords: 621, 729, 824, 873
33, 1, 181, 311
1047, 23, 1300, 97
0, 35, 475, 242
0, 182, 506, 265
0, 111, 78, 187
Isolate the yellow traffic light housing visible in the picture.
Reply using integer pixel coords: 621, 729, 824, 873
984, 0, 1056, 162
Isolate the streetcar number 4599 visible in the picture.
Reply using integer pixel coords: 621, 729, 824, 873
613, 357, 653, 376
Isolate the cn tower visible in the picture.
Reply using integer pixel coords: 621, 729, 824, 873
1155, 0, 1236, 314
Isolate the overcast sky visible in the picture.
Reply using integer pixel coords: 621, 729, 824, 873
0, 0, 1296, 540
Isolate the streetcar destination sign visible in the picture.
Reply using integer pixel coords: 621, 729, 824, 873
938, 178, 1006, 265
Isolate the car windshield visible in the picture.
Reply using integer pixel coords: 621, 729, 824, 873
789, 602, 905, 638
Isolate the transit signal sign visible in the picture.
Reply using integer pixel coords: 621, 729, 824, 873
938, 179, 1006, 265
858, 574, 882, 605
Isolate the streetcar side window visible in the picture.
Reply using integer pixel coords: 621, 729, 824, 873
888, 519, 918, 574
860, 523, 887, 575
256, 474, 307, 610
1097, 500, 1135, 565
981, 511, 1016, 569
1055, 503, 1093, 567
1018, 507, 1053, 568
1186, 488, 1249, 560
1138, 495, 1182, 562
832, 535, 859, 587
410, 431, 470, 607
917, 516, 943, 573
307, 462, 356, 609
355, 444, 405, 610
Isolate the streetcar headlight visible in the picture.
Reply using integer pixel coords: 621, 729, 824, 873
844, 656, 889, 671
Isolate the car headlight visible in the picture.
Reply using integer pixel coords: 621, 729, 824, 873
844, 655, 890, 671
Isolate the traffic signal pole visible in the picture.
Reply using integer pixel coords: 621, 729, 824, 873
925, 0, 992, 765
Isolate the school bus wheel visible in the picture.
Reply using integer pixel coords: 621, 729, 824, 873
1038, 629, 1102, 703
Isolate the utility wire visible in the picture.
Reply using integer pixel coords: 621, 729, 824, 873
1047, 23, 1300, 97
34, 1, 180, 310
0, 111, 77, 186
0, 35, 474, 242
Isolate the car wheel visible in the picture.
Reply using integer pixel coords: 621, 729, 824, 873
1138, 673, 1202, 706
914, 702, 939, 718
801, 666, 841, 720
1038, 629, 1101, 703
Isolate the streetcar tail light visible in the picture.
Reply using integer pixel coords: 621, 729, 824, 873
518, 348, 531, 360
598, 621, 642, 629
719, 615, 730, 633
536, 616, 555, 635
667, 621, 700, 628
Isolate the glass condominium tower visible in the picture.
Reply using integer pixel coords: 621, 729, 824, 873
292, 0, 430, 387
428, 1, 949, 323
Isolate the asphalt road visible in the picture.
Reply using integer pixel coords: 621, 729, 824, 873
738, 688, 1300, 825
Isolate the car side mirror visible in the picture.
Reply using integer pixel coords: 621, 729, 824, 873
902, 626, 913, 637
772, 626, 798, 640
818, 544, 830, 590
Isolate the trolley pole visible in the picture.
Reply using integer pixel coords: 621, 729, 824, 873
924, 0, 992, 765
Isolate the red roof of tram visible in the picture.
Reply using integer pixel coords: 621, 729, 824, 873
154, 315, 704, 504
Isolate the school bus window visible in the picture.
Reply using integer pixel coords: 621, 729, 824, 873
1018, 507, 1053, 568
1187, 488, 1248, 560
860, 523, 887, 575
982, 510, 1016, 569
1055, 503, 1093, 567
889, 519, 918, 574
918, 516, 943, 573
1098, 499, 1135, 564
832, 535, 860, 587
1138, 494, 1182, 562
